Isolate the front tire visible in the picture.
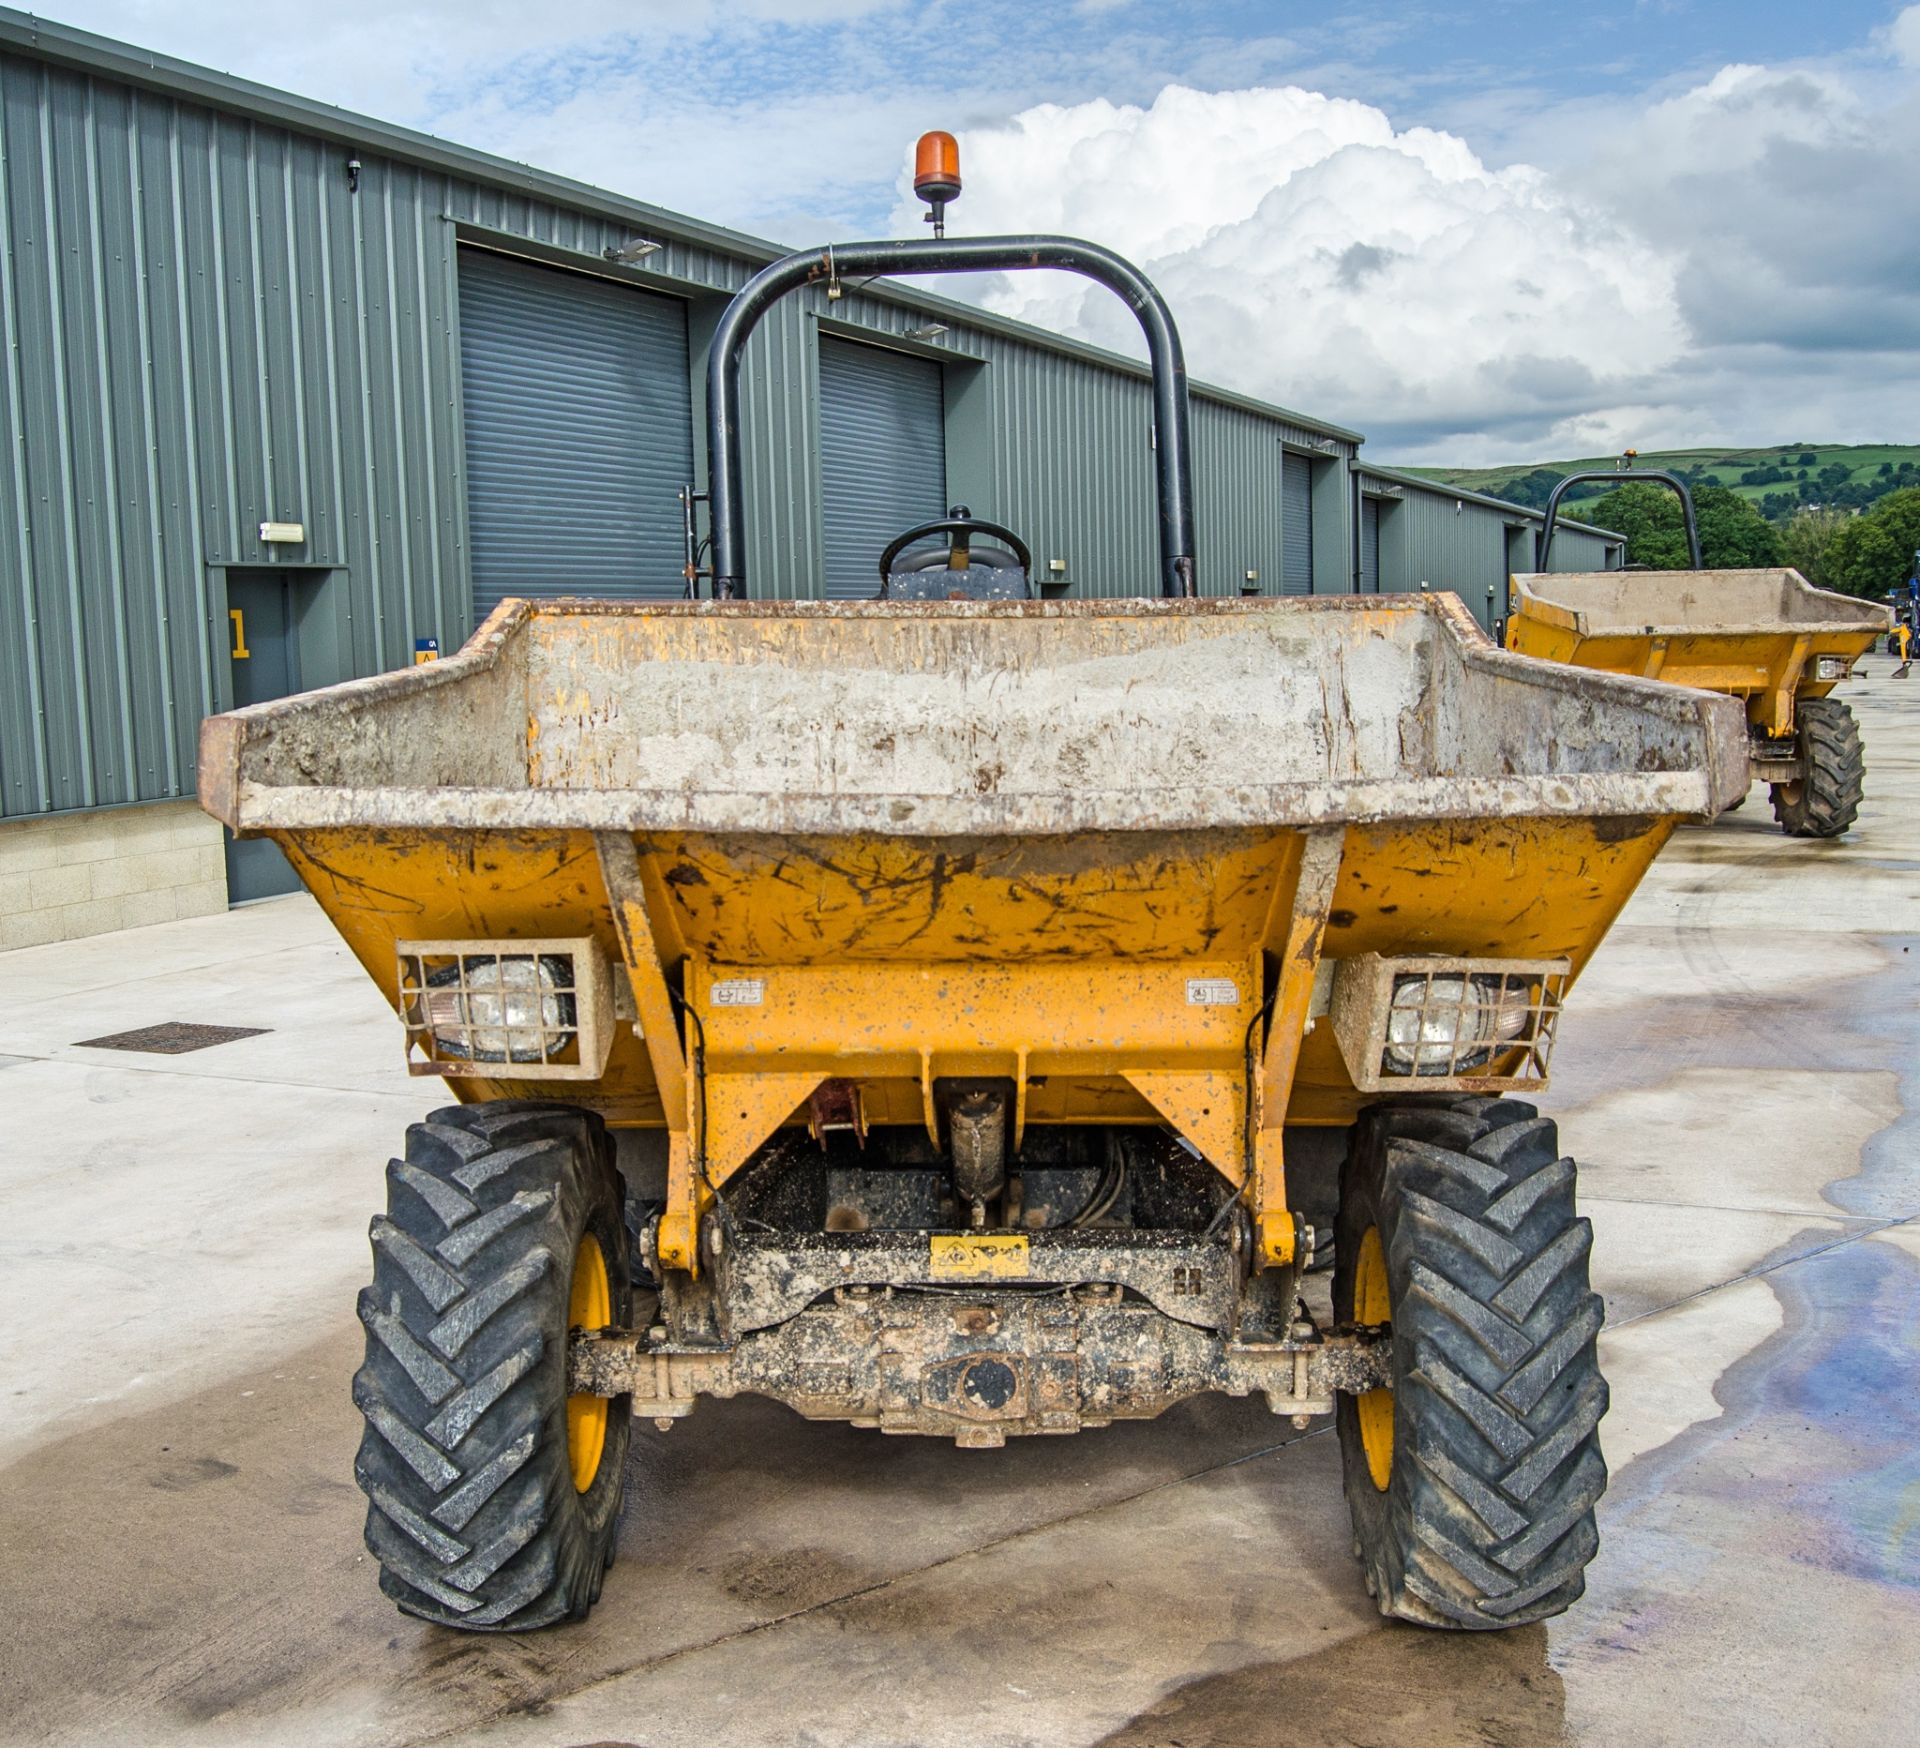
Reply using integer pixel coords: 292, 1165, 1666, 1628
1335, 1096, 1607, 1629
1770, 697, 1863, 838
353, 1101, 631, 1630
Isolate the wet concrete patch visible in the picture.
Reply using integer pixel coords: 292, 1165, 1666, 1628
0, 1325, 1315, 1747
1713, 1229, 1920, 1595
1547, 787, 1920, 1741
1597, 1274, 1787, 1472
1562, 1234, 1920, 1743
1561, 1066, 1900, 1217
716, 1548, 880, 1612
465, 1436, 1381, 1748
1092, 1625, 1566, 1748
0, 1327, 377, 1742
1548, 925, 1911, 1111
1583, 1198, 1869, 1324
1821, 937, 1920, 1221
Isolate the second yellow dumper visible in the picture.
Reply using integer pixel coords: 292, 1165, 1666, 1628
1507, 469, 1891, 836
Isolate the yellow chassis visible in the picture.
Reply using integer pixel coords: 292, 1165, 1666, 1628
280, 811, 1670, 1275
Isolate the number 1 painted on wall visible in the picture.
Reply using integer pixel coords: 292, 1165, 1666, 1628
230, 608, 250, 659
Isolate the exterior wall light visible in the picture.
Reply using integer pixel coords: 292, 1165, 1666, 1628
605, 237, 664, 265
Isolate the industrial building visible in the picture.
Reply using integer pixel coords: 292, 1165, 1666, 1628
1355, 463, 1622, 631
0, 9, 1622, 946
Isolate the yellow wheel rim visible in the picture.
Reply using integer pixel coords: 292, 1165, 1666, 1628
566, 1232, 611, 1494
1354, 1225, 1394, 1492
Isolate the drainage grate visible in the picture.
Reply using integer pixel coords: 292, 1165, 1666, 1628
76, 1022, 271, 1055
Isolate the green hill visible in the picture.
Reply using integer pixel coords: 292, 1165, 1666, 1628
1401, 444, 1920, 522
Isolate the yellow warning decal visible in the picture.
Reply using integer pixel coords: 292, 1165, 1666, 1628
929, 1233, 1031, 1280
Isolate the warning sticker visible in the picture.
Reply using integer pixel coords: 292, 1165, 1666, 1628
1185, 978, 1240, 1007
710, 978, 765, 1007
929, 1234, 1031, 1281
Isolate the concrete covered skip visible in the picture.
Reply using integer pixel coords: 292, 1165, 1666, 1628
200, 593, 1749, 836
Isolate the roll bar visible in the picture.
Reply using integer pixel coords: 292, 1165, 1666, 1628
1538, 469, 1701, 570
705, 236, 1197, 599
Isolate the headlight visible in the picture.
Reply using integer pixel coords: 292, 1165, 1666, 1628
1383, 973, 1534, 1077
1328, 954, 1569, 1092
422, 954, 576, 1064
1815, 655, 1849, 681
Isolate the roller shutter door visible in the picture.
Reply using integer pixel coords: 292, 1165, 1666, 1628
1361, 496, 1381, 593
819, 337, 946, 599
1282, 453, 1314, 594
458, 249, 693, 619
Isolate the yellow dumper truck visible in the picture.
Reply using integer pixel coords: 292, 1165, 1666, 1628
200, 165, 1746, 1634
1507, 469, 1891, 836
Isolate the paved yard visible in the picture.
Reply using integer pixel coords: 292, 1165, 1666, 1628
1, 658, 1916, 1747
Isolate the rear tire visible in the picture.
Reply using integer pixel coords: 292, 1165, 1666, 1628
353, 1101, 631, 1630
1335, 1096, 1608, 1629
1770, 697, 1863, 838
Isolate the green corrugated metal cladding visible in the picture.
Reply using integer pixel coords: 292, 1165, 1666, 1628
1357, 468, 1626, 633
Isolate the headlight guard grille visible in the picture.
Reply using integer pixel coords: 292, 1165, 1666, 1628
1328, 954, 1571, 1094
396, 938, 615, 1079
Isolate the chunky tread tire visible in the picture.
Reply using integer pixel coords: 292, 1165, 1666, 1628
1335, 1095, 1607, 1629
1771, 697, 1864, 838
353, 1101, 631, 1631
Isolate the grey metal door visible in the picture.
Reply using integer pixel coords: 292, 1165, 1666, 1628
819, 337, 946, 599
458, 250, 693, 621
1282, 453, 1314, 595
223, 570, 302, 903
1361, 496, 1381, 593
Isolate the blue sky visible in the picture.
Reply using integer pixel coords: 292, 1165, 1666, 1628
48, 1, 1920, 458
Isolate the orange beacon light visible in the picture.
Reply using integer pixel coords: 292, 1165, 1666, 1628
913, 131, 961, 236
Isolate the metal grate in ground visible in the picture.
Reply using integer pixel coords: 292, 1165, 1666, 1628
75, 1022, 271, 1055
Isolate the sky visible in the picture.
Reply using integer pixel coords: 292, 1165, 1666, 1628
41, 1, 1920, 462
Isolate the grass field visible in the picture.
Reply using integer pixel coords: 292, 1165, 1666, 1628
1406, 443, 1920, 514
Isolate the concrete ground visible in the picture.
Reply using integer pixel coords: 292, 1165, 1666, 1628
2, 658, 1916, 1748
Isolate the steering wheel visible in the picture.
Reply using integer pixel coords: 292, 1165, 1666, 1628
877, 507, 1032, 583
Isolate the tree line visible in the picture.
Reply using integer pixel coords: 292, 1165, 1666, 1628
1496, 457, 1918, 522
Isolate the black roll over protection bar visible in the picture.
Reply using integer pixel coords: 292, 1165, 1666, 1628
1538, 468, 1702, 571
704, 236, 1197, 599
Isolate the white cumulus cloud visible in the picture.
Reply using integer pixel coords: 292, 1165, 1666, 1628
1888, 5, 1920, 67
901, 85, 1685, 455
1564, 59, 1920, 354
